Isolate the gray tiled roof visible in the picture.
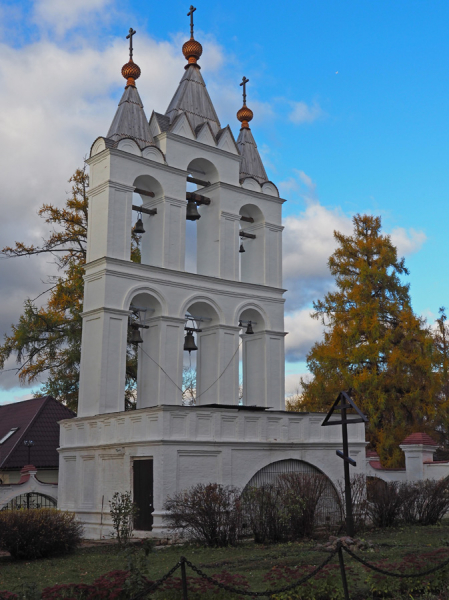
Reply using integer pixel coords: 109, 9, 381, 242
154, 112, 171, 133
107, 85, 154, 148
165, 65, 221, 135
236, 127, 268, 184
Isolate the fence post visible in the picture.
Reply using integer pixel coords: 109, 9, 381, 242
337, 543, 350, 600
180, 556, 188, 600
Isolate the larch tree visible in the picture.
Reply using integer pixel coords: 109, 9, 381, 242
432, 307, 449, 443
296, 214, 437, 467
0, 168, 140, 412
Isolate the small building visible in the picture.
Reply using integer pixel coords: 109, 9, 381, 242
0, 396, 74, 509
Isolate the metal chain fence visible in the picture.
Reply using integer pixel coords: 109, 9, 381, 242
129, 541, 449, 600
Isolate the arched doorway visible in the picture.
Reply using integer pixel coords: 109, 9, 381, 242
244, 459, 342, 525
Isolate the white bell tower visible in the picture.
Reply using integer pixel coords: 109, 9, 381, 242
77, 19, 286, 418
57, 12, 365, 540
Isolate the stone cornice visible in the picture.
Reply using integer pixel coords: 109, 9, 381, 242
157, 132, 242, 163
88, 180, 135, 198
84, 257, 287, 298
205, 181, 286, 205
81, 307, 131, 319
87, 148, 189, 178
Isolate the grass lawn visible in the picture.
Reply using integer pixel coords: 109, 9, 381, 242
2, 523, 449, 598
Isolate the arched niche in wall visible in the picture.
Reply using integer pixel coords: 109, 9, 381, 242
239, 204, 265, 284
128, 291, 165, 409
185, 158, 219, 275
132, 175, 164, 267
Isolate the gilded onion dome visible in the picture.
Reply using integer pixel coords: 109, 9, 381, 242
237, 105, 253, 130
121, 59, 141, 88
182, 38, 203, 67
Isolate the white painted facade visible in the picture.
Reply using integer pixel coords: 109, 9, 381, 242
58, 407, 366, 538
58, 27, 368, 538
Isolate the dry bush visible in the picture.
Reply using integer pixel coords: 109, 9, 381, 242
163, 483, 242, 547
0, 508, 82, 560
401, 479, 449, 525
242, 472, 330, 543
337, 474, 369, 531
366, 478, 404, 528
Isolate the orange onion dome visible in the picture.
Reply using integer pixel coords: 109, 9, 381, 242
121, 59, 141, 87
237, 105, 253, 129
182, 38, 203, 66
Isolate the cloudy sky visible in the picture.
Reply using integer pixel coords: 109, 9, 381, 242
0, 0, 448, 403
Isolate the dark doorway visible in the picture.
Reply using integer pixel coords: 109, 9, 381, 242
133, 459, 154, 531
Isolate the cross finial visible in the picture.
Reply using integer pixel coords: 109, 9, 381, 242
240, 76, 249, 105
187, 5, 196, 39
126, 28, 136, 60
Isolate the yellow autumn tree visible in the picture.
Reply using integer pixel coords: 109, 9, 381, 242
0, 168, 140, 412
296, 214, 437, 467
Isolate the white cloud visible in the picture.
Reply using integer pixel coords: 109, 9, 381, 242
285, 309, 325, 362
289, 100, 324, 125
32, 0, 114, 35
390, 227, 426, 257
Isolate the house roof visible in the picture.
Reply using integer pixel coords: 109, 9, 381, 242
401, 432, 439, 446
0, 396, 74, 470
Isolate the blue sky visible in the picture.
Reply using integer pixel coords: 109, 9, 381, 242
0, 0, 448, 403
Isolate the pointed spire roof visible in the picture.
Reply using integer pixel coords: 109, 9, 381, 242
165, 66, 221, 135
106, 28, 154, 148
236, 77, 268, 184
107, 85, 153, 148
165, 6, 221, 135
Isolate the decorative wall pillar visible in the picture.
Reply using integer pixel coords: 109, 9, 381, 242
86, 181, 134, 263
196, 189, 221, 277
140, 197, 187, 270
196, 325, 240, 405
242, 330, 286, 410
264, 223, 283, 288
137, 317, 185, 408
219, 212, 240, 280
78, 308, 129, 417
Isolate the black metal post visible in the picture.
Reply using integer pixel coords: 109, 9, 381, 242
337, 543, 350, 600
180, 557, 188, 600
341, 404, 355, 537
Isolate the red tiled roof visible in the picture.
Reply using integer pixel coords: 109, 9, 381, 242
369, 461, 406, 471
366, 450, 379, 458
0, 396, 74, 470
401, 432, 439, 447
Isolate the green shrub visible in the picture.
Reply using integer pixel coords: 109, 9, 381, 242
109, 491, 139, 547
0, 508, 82, 560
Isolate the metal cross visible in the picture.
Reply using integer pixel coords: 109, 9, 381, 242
240, 76, 249, 105
187, 5, 196, 38
126, 28, 136, 60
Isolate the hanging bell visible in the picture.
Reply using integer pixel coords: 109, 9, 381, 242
186, 199, 201, 221
245, 321, 254, 335
130, 325, 144, 344
239, 243, 245, 253
134, 215, 145, 234
183, 330, 198, 353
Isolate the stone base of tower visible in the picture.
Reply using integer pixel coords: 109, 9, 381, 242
58, 405, 366, 540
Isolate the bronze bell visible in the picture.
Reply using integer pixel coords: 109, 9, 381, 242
184, 330, 198, 353
134, 216, 145, 234
245, 321, 254, 335
186, 199, 201, 221
239, 243, 245, 253
130, 325, 144, 344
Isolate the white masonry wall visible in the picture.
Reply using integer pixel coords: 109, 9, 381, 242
58, 407, 366, 539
